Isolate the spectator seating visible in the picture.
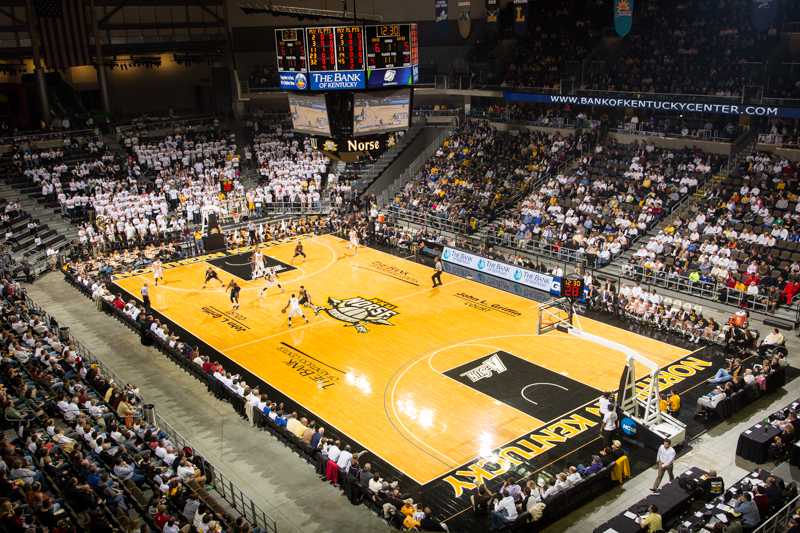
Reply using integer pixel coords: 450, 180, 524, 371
390, 121, 588, 233
492, 141, 720, 267
625, 151, 799, 313
0, 272, 265, 533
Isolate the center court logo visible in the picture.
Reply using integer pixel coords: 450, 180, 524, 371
459, 353, 507, 383
323, 296, 399, 333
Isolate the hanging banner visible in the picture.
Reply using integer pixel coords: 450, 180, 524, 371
751, 0, 778, 32
513, 0, 528, 36
486, 0, 498, 24
457, 1, 471, 39
435, 0, 448, 22
613, 0, 634, 37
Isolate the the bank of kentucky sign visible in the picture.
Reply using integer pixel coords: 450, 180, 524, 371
442, 247, 560, 295
504, 91, 800, 119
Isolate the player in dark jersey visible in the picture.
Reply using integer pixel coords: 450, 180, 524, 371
202, 266, 224, 288
298, 285, 321, 315
292, 240, 306, 263
227, 280, 241, 310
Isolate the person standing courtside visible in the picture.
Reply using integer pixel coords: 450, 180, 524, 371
651, 438, 676, 492
141, 282, 150, 312
432, 256, 443, 288
601, 402, 618, 446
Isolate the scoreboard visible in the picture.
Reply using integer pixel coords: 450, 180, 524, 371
365, 24, 418, 88
275, 23, 418, 91
275, 28, 307, 72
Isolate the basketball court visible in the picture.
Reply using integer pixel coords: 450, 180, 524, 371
112, 234, 690, 487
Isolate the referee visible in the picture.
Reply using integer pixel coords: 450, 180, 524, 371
432, 256, 443, 288
141, 282, 150, 311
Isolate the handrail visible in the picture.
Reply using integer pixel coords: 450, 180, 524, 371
0, 128, 96, 145
753, 491, 800, 533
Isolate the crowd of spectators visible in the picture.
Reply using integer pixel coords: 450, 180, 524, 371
587, 0, 778, 95
498, 0, 606, 89
493, 141, 719, 266
390, 121, 589, 232
625, 151, 799, 312
6, 115, 339, 256
0, 267, 263, 532
477, 439, 628, 530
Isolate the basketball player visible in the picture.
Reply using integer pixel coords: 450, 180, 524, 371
298, 285, 321, 315
152, 259, 164, 286
347, 228, 360, 255
432, 255, 443, 288
227, 279, 241, 310
259, 267, 284, 298
252, 249, 265, 280
202, 266, 224, 288
282, 293, 308, 327
292, 240, 306, 263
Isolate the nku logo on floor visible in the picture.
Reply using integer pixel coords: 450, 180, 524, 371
323, 296, 399, 333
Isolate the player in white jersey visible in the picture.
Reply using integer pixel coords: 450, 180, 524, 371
152, 259, 164, 286
251, 249, 265, 279
259, 267, 284, 298
347, 228, 359, 255
281, 293, 308, 327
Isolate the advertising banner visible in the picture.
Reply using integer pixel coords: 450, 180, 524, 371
441, 247, 560, 295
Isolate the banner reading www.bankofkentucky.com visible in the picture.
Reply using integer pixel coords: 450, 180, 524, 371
504, 91, 800, 119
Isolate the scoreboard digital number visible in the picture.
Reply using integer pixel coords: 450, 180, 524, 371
276, 28, 309, 90
561, 276, 585, 300
335, 26, 365, 72
306, 27, 337, 72
365, 23, 417, 88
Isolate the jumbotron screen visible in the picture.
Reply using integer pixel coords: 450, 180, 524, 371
353, 89, 411, 135
288, 93, 331, 136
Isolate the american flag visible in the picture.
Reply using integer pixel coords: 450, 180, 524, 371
35, 0, 91, 70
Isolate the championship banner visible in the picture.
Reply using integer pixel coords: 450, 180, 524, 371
513, 0, 528, 36
613, 0, 634, 37
751, 0, 778, 32
503, 90, 800, 119
435, 0, 448, 22
457, 1, 471, 39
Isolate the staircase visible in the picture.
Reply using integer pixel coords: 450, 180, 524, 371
371, 125, 452, 205
0, 180, 73, 273
339, 124, 425, 194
